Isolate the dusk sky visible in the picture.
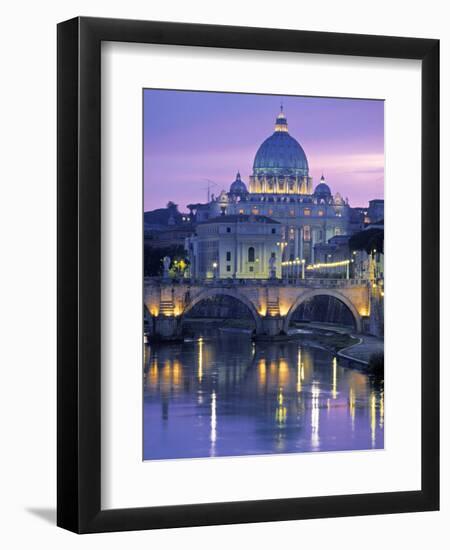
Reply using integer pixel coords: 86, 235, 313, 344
143, 89, 384, 212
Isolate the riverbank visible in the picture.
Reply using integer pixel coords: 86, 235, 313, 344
290, 322, 384, 368
288, 322, 358, 353
338, 334, 384, 366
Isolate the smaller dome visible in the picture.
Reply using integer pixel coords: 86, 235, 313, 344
229, 172, 248, 196
314, 174, 331, 196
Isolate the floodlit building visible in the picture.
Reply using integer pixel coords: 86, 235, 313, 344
186, 214, 282, 279
186, 107, 382, 269
146, 106, 384, 280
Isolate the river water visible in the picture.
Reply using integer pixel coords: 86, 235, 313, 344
143, 330, 384, 460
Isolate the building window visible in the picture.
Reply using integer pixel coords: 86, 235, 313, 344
289, 209, 295, 217
226, 227, 231, 233
318, 210, 324, 217
304, 208, 311, 216
271, 228, 276, 234
271, 252, 276, 259
268, 208, 273, 215
226, 251, 231, 261
335, 227, 341, 236
252, 208, 259, 215
249, 266, 254, 272
239, 209, 244, 214
248, 247, 255, 262
226, 265, 231, 272
303, 225, 311, 241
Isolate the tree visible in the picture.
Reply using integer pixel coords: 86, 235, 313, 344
349, 228, 384, 255
143, 244, 188, 277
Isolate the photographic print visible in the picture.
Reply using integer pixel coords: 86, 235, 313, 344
143, 90, 384, 461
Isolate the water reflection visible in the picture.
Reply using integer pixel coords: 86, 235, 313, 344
143, 331, 384, 460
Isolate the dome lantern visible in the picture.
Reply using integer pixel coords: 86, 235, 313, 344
274, 104, 288, 132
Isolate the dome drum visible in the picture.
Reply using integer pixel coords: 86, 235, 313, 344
249, 174, 312, 195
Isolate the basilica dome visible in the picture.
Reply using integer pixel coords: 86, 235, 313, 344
253, 108, 309, 177
314, 175, 331, 197
229, 172, 248, 196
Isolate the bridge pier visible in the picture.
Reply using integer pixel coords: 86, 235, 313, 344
259, 316, 285, 337
149, 315, 182, 342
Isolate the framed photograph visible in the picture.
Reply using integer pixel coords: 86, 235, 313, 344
57, 17, 439, 533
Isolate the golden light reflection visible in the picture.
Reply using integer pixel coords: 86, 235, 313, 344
198, 337, 203, 383
172, 360, 182, 386
332, 357, 338, 399
154, 358, 184, 390
149, 359, 158, 386
349, 386, 355, 431
275, 387, 287, 424
258, 359, 267, 387
278, 359, 289, 386
302, 348, 313, 381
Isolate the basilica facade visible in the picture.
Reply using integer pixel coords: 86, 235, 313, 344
186, 107, 382, 277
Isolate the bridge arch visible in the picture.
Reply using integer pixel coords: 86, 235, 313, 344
284, 289, 363, 333
181, 288, 263, 333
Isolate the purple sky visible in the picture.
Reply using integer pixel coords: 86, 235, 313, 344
144, 89, 384, 212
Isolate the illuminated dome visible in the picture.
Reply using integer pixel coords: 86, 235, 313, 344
253, 107, 309, 177
229, 172, 248, 196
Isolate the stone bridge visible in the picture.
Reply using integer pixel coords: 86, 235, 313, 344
144, 277, 375, 340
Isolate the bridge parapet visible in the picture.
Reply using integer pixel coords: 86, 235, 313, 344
144, 276, 369, 289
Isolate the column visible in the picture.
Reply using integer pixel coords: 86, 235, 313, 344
299, 227, 304, 261
239, 243, 243, 276
294, 227, 299, 259
311, 228, 316, 263
260, 244, 265, 277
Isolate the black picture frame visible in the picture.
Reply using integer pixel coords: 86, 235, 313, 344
57, 16, 439, 533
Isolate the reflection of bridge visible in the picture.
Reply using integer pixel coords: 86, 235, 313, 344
144, 277, 376, 339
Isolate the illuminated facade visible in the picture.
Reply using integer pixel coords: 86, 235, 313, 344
186, 106, 383, 276
187, 214, 282, 279
195, 107, 373, 266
